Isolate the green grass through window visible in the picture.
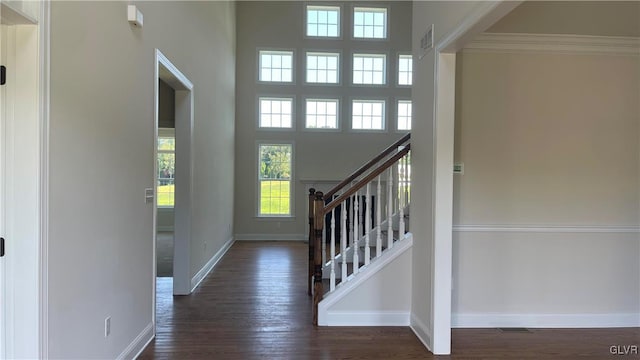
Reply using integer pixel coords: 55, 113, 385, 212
260, 180, 290, 215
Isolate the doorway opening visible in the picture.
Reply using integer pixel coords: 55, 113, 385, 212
153, 49, 194, 334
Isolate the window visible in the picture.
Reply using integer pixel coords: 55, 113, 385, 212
306, 52, 339, 84
307, 5, 340, 37
398, 55, 413, 86
259, 144, 293, 216
353, 7, 386, 39
352, 100, 385, 130
157, 129, 175, 207
259, 50, 293, 82
305, 99, 339, 129
353, 54, 386, 85
259, 97, 293, 128
397, 100, 412, 130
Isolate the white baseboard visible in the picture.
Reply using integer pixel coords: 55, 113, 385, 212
190, 236, 235, 292
234, 233, 306, 241
452, 313, 640, 328
323, 311, 409, 326
410, 313, 433, 353
116, 322, 154, 360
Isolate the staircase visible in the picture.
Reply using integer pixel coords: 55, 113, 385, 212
308, 134, 411, 325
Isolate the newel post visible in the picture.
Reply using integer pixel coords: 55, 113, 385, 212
312, 191, 325, 326
307, 188, 316, 296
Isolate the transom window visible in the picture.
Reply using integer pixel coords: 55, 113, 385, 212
259, 50, 293, 82
352, 100, 385, 130
258, 144, 293, 216
398, 55, 413, 86
353, 7, 387, 39
353, 54, 386, 85
157, 129, 175, 208
397, 100, 412, 130
259, 97, 293, 128
306, 52, 340, 84
307, 5, 340, 37
305, 99, 339, 129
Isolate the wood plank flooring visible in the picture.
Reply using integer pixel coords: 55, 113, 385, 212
139, 241, 639, 359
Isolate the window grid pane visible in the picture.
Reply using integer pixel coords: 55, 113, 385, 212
352, 100, 385, 130
354, 7, 386, 39
307, 6, 340, 37
306, 99, 339, 129
259, 145, 292, 216
157, 135, 175, 207
259, 98, 293, 128
398, 55, 413, 86
259, 51, 293, 82
397, 100, 412, 130
353, 54, 386, 85
307, 52, 339, 84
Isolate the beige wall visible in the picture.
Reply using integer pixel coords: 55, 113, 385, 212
452, 51, 640, 321
488, 1, 640, 37
234, 1, 411, 240
47, 1, 235, 358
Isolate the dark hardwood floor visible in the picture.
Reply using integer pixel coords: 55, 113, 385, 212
139, 241, 639, 359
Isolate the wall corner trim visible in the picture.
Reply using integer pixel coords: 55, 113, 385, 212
410, 312, 433, 353
464, 33, 640, 56
117, 322, 154, 360
190, 236, 235, 292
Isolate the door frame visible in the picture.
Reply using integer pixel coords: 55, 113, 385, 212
153, 49, 194, 323
0, 0, 49, 358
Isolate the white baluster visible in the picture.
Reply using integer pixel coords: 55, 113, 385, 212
353, 190, 359, 274
399, 156, 406, 238
376, 174, 382, 258
387, 168, 393, 249
364, 183, 371, 266
350, 194, 355, 249
341, 199, 347, 281
330, 208, 336, 291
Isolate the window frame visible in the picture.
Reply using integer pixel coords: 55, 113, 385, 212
256, 95, 296, 131
351, 52, 387, 87
303, 97, 341, 132
257, 48, 296, 84
397, 53, 413, 87
349, 98, 387, 132
351, 6, 389, 40
304, 50, 342, 85
256, 141, 295, 218
396, 98, 412, 132
157, 127, 176, 209
304, 3, 342, 39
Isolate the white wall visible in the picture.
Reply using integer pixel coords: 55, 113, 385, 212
47, 1, 235, 358
410, 1, 512, 353
452, 50, 640, 327
234, 1, 411, 240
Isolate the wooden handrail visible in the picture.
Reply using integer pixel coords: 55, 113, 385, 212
323, 133, 410, 200
323, 144, 410, 214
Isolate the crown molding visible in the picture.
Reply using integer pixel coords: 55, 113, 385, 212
464, 33, 640, 56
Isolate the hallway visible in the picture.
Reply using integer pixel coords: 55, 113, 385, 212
139, 241, 639, 359
139, 241, 429, 359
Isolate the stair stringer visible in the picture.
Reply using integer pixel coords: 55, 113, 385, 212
317, 233, 413, 326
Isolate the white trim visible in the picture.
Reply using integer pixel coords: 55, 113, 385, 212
453, 225, 640, 234
190, 236, 235, 292
116, 322, 154, 360
452, 313, 640, 329
323, 311, 410, 326
464, 33, 640, 56
410, 312, 433, 353
318, 234, 412, 325
38, 1, 51, 358
234, 233, 306, 241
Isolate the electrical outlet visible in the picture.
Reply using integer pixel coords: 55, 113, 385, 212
104, 317, 111, 337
